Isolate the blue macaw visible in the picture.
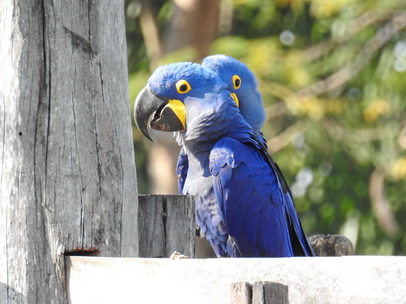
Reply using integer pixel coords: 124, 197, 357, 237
134, 61, 314, 257
177, 54, 266, 194
178, 55, 314, 257
204, 55, 314, 257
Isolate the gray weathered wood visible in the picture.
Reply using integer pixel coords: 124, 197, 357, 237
138, 195, 166, 257
138, 195, 195, 258
0, 1, 138, 303
263, 282, 289, 304
252, 282, 264, 304
249, 281, 289, 304
308, 234, 354, 256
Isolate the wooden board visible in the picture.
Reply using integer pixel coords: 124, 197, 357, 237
138, 195, 195, 258
67, 256, 406, 304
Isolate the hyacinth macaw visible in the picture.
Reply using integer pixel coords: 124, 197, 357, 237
177, 54, 267, 194
134, 62, 314, 257
204, 55, 314, 257
179, 55, 313, 257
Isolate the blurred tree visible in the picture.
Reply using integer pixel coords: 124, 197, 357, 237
127, 0, 406, 255
127, 0, 220, 195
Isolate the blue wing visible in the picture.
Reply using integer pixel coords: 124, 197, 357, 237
260, 144, 314, 256
210, 137, 313, 257
250, 135, 314, 256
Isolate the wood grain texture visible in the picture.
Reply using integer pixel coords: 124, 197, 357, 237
234, 281, 289, 304
0, 1, 138, 303
252, 282, 264, 304
138, 195, 166, 257
138, 195, 195, 258
263, 282, 289, 304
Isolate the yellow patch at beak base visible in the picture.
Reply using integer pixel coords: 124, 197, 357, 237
167, 99, 186, 130
230, 93, 239, 107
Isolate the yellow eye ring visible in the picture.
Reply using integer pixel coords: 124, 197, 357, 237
232, 75, 242, 89
176, 80, 192, 94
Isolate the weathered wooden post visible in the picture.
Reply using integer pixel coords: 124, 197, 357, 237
138, 195, 196, 258
0, 1, 138, 303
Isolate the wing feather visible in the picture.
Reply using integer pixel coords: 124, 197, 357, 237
210, 137, 313, 257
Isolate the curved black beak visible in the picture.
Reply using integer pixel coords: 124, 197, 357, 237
134, 85, 186, 142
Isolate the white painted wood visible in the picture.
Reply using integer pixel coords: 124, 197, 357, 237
67, 256, 406, 304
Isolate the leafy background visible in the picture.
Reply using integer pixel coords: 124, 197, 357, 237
126, 0, 406, 255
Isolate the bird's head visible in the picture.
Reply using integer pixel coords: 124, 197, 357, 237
202, 54, 266, 133
134, 62, 234, 141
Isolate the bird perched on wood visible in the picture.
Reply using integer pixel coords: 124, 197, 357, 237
203, 55, 314, 257
181, 55, 313, 257
134, 61, 313, 257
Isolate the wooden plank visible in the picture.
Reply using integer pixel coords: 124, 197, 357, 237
67, 256, 406, 304
138, 195, 166, 257
263, 282, 289, 304
252, 282, 264, 304
252, 281, 289, 304
231, 282, 252, 304
164, 195, 196, 258
138, 195, 195, 258
0, 0, 138, 302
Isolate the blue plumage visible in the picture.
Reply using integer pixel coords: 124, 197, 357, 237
134, 58, 314, 257
177, 54, 267, 194
210, 138, 294, 256
203, 55, 314, 256
202, 54, 266, 145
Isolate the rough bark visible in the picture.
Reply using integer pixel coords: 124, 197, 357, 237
0, 1, 138, 303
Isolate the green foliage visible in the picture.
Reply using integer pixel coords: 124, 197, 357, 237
127, 0, 406, 254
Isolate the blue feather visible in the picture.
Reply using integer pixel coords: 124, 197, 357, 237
202, 54, 266, 146
210, 138, 296, 257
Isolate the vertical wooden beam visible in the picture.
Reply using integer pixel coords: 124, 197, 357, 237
0, 0, 138, 302
138, 195, 195, 258
138, 195, 166, 257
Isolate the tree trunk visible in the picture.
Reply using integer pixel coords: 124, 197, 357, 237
142, 0, 221, 196
164, 0, 221, 59
0, 1, 138, 303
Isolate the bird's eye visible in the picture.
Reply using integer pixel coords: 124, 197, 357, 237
176, 80, 192, 94
232, 75, 242, 89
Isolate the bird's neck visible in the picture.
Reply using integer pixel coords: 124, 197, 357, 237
183, 110, 253, 166
181, 92, 254, 173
